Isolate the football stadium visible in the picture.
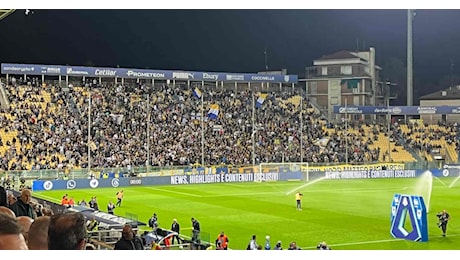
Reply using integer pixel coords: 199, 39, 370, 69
0, 9, 459, 251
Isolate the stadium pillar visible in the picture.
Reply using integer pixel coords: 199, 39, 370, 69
88, 86, 92, 173
300, 94, 303, 163
251, 84, 256, 167
201, 81, 205, 166
345, 99, 348, 164
147, 93, 150, 174
387, 97, 392, 162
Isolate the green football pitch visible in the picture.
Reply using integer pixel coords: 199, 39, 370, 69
34, 175, 460, 250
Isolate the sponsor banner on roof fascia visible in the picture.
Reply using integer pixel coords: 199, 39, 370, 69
245, 74, 298, 83
1, 63, 38, 74
333, 105, 460, 115
2, 63, 299, 83
123, 68, 171, 79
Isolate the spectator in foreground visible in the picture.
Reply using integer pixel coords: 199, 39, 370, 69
0, 205, 16, 218
9, 189, 35, 219
317, 241, 332, 250
16, 216, 34, 243
28, 216, 50, 250
48, 211, 87, 250
114, 224, 143, 250
0, 213, 28, 250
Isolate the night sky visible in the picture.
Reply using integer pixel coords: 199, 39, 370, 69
1, 9, 460, 103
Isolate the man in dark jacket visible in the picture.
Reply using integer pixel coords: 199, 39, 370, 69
171, 218, 180, 244
191, 217, 200, 249
9, 189, 35, 219
114, 224, 143, 250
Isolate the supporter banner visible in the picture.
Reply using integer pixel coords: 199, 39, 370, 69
1, 63, 298, 83
333, 106, 460, 115
309, 163, 405, 173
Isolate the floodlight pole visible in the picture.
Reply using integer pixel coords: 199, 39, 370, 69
407, 9, 414, 106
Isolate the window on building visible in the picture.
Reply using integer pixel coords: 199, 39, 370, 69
340, 66, 352, 75
330, 96, 339, 105
352, 83, 360, 94
310, 81, 317, 94
321, 67, 328, 76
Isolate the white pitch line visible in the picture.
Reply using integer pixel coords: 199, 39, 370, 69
302, 233, 460, 249
301, 238, 404, 249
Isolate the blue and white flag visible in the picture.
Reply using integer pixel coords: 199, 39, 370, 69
256, 93, 267, 108
208, 104, 219, 119
193, 87, 202, 99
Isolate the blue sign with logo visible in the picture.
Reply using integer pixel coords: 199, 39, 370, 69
333, 105, 460, 115
390, 194, 428, 242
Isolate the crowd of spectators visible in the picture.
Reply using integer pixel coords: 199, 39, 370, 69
392, 120, 460, 161
1, 77, 440, 172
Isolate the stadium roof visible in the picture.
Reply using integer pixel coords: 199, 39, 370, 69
419, 86, 460, 100
0, 9, 15, 22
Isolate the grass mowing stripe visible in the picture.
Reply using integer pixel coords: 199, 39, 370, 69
35, 193, 61, 204
145, 186, 202, 197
